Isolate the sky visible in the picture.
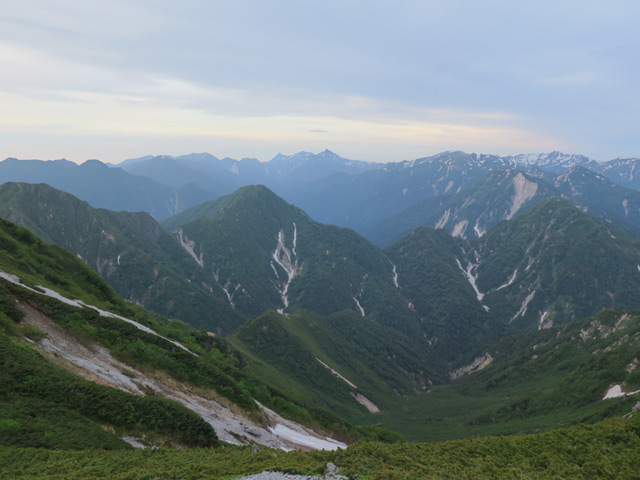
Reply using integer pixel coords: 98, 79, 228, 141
1, 0, 639, 164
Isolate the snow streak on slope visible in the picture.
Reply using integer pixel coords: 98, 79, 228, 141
455, 258, 489, 311
510, 290, 536, 323
316, 359, 380, 413
435, 209, 451, 229
316, 358, 358, 389
177, 228, 204, 267
455, 259, 482, 301
0, 269, 194, 354
353, 297, 365, 316
352, 274, 368, 317
495, 269, 518, 291
272, 223, 298, 313
452, 220, 468, 238
391, 262, 399, 288
473, 220, 486, 238
507, 173, 538, 220
9, 275, 346, 451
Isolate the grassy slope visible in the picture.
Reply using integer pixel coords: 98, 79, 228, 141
1, 413, 639, 479
228, 310, 442, 426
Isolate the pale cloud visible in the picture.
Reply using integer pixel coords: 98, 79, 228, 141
1, 1, 639, 162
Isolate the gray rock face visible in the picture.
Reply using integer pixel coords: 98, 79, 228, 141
236, 463, 351, 480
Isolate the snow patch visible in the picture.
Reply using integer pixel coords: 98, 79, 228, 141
177, 228, 204, 268
449, 353, 493, 380
350, 392, 380, 413
121, 437, 147, 449
316, 358, 358, 389
495, 269, 518, 291
507, 173, 538, 220
473, 220, 486, 238
444, 180, 454, 193
352, 297, 365, 316
455, 258, 484, 302
351, 274, 368, 316
452, 220, 468, 238
435, 209, 451, 229
391, 262, 399, 288
623, 199, 629, 217
602, 384, 640, 400
538, 310, 552, 330
268, 424, 346, 451
222, 281, 241, 309
510, 290, 536, 323
272, 223, 298, 310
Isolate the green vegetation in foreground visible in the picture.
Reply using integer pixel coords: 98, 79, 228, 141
1, 414, 639, 479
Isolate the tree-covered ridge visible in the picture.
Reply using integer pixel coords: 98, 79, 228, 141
0, 182, 242, 333
474, 198, 640, 330
385, 227, 506, 364
163, 185, 420, 335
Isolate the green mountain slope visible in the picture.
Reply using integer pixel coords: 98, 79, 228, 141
380, 308, 640, 442
368, 167, 640, 246
228, 310, 442, 424
386, 227, 506, 364
0, 217, 391, 450
285, 151, 511, 233
164, 185, 422, 336
472, 199, 640, 330
368, 169, 553, 245
383, 199, 640, 365
0, 182, 242, 333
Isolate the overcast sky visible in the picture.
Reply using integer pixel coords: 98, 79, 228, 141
1, 1, 639, 163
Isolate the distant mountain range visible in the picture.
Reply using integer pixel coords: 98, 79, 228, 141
4, 149, 640, 234
3, 148, 640, 452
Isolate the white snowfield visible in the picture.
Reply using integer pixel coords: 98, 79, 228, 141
603, 384, 640, 400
